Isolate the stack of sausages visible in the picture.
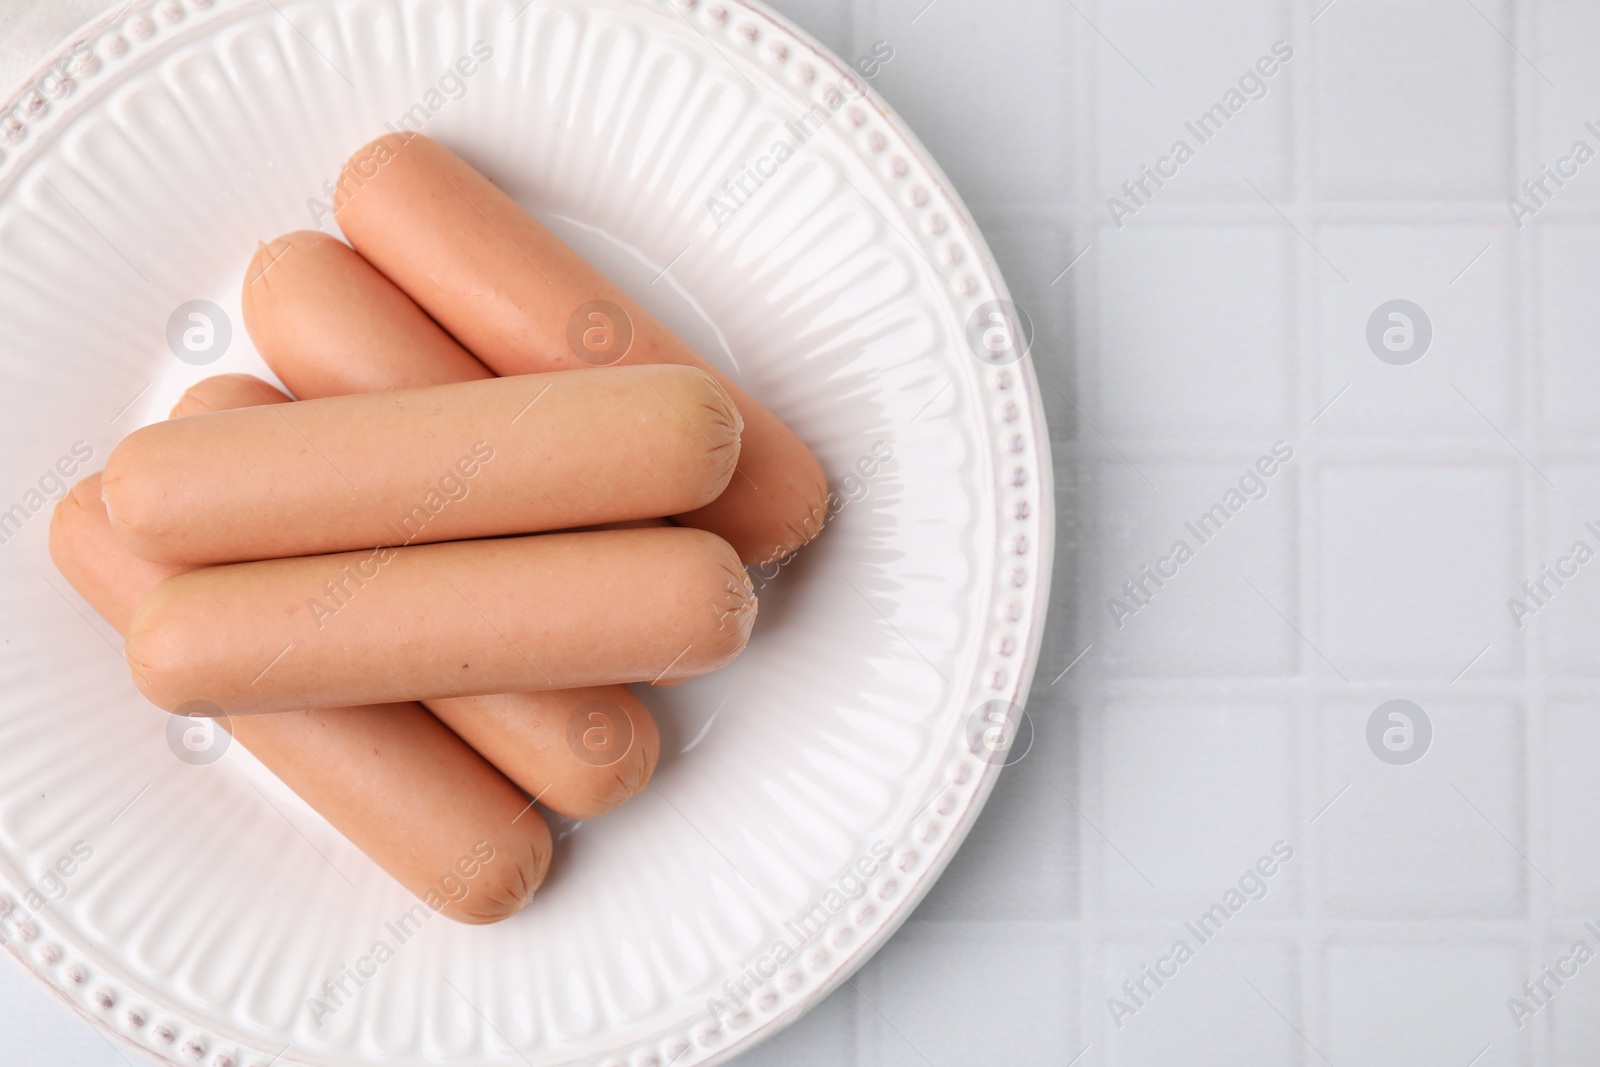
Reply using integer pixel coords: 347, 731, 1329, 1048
48, 134, 828, 924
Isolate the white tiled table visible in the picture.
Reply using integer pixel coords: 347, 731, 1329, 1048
7, 0, 1599, 1063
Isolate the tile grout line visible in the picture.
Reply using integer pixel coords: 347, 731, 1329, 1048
1512, 3, 1552, 1064
1286, 0, 1332, 1051
1074, 1, 1102, 1054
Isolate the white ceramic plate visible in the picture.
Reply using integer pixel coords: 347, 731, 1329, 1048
0, 1, 1051, 1063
